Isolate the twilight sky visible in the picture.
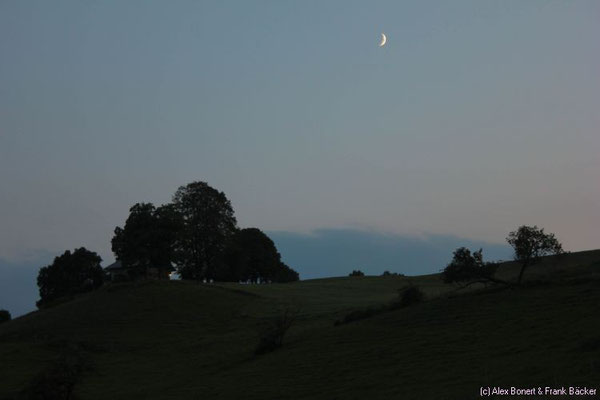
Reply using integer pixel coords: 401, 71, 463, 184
1, 0, 599, 306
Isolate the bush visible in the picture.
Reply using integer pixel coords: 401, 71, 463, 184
349, 270, 365, 277
381, 271, 405, 277
391, 286, 425, 309
255, 307, 298, 355
24, 350, 84, 400
255, 330, 282, 355
334, 285, 425, 327
334, 306, 387, 326
0, 309, 11, 324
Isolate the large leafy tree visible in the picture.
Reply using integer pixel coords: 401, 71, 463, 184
172, 181, 238, 280
37, 248, 104, 307
112, 202, 181, 278
274, 262, 300, 283
507, 225, 564, 284
218, 228, 299, 283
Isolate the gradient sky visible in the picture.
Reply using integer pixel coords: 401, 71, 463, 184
1, 1, 599, 278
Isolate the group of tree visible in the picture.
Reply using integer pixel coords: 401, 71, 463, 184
111, 181, 299, 283
442, 225, 564, 287
36, 182, 564, 308
36, 181, 299, 308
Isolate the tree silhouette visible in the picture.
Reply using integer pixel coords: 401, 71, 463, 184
507, 225, 564, 284
0, 309, 11, 324
218, 228, 299, 282
219, 228, 277, 282
112, 202, 181, 279
37, 248, 103, 307
172, 181, 237, 281
349, 270, 365, 277
274, 262, 300, 283
442, 247, 503, 287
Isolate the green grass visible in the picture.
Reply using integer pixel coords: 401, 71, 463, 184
1, 250, 600, 399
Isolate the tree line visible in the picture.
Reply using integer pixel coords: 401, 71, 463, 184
347, 225, 563, 285
36, 181, 298, 307
32, 178, 564, 309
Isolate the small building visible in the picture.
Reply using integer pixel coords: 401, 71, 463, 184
105, 261, 129, 281
104, 261, 174, 281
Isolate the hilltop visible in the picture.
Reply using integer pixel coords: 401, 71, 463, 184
1, 250, 600, 399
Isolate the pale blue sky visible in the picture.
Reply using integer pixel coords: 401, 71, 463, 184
1, 0, 599, 270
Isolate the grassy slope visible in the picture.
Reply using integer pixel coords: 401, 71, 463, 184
1, 250, 599, 399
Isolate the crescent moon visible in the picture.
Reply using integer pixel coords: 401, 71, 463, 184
379, 33, 387, 47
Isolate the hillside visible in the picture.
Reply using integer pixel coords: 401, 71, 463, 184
1, 250, 600, 399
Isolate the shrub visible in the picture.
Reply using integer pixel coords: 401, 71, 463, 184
391, 286, 425, 309
0, 309, 11, 324
382, 271, 405, 277
335, 306, 386, 326
349, 270, 365, 277
255, 307, 298, 355
24, 350, 84, 400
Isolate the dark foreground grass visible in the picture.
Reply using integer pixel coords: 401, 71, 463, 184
1, 250, 600, 399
